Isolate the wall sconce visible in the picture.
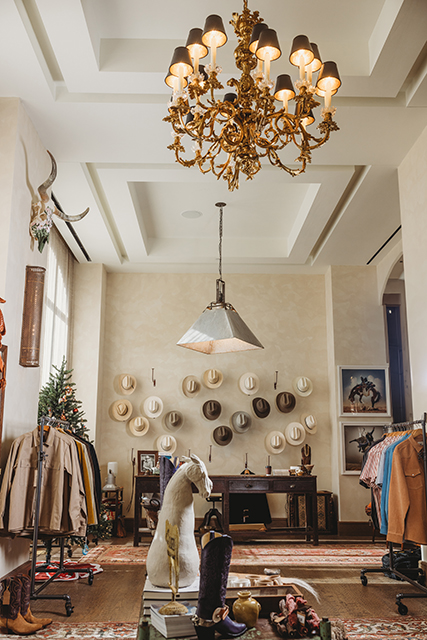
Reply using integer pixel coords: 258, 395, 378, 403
19, 266, 46, 367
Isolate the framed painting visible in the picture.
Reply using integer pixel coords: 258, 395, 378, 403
137, 450, 159, 475
338, 365, 391, 417
340, 422, 385, 474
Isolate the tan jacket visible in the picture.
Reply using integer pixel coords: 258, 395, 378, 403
0, 427, 87, 536
387, 432, 427, 545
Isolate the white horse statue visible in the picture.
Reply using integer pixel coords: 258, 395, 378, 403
146, 454, 213, 588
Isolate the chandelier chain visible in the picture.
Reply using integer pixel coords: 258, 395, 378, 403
218, 206, 223, 281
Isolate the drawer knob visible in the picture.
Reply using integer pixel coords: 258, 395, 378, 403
245, 483, 252, 488
290, 484, 296, 489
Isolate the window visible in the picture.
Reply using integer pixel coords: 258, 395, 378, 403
40, 227, 74, 387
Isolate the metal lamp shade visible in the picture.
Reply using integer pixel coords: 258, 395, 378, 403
249, 23, 268, 53
169, 46, 194, 78
289, 35, 314, 67
274, 74, 295, 102
202, 15, 228, 48
316, 61, 341, 92
186, 28, 208, 60
255, 28, 281, 61
177, 304, 264, 354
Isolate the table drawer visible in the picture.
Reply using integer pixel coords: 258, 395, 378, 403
273, 478, 315, 492
229, 479, 269, 492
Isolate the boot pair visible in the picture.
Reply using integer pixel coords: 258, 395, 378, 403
193, 532, 247, 640
0, 574, 52, 635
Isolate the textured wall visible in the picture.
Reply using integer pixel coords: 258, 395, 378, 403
96, 271, 332, 518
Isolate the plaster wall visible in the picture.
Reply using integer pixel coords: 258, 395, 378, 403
324, 265, 388, 522
398, 124, 427, 419
0, 100, 49, 577
92, 271, 332, 518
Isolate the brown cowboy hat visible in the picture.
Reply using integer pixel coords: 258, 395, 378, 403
276, 391, 296, 413
252, 397, 271, 419
202, 400, 222, 421
212, 426, 233, 446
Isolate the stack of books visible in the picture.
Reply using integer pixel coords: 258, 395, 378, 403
142, 576, 199, 616
150, 602, 197, 638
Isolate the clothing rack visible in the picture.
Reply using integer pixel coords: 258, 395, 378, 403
29, 416, 94, 617
360, 413, 427, 615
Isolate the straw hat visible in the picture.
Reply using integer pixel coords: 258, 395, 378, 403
252, 397, 271, 419
203, 368, 224, 389
163, 410, 184, 431
230, 411, 252, 434
110, 399, 133, 422
182, 375, 201, 398
202, 400, 222, 421
301, 413, 317, 434
293, 376, 313, 397
265, 431, 287, 455
156, 434, 177, 455
276, 391, 296, 413
143, 396, 164, 419
129, 416, 150, 437
117, 373, 137, 395
212, 426, 233, 447
238, 373, 260, 396
285, 422, 306, 446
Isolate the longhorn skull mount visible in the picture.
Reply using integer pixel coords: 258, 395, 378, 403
30, 150, 89, 252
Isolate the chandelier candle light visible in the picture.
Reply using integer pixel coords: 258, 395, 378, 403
164, 1, 341, 191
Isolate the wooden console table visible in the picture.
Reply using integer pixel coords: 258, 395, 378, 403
134, 474, 318, 546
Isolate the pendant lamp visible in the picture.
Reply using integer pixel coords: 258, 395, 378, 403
177, 203, 264, 354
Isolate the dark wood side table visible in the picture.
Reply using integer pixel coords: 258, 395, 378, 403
133, 474, 318, 546
102, 487, 123, 536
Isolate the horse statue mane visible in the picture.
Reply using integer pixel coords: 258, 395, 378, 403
146, 454, 213, 588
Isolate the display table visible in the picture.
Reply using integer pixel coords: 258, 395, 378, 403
133, 474, 318, 546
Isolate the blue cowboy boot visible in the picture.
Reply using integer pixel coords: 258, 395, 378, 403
193, 532, 247, 639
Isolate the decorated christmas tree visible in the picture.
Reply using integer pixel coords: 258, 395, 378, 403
38, 358, 112, 546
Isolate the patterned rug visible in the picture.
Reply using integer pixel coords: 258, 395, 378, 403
0, 617, 426, 639
78, 543, 387, 567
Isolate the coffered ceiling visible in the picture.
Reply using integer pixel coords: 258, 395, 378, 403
1, 0, 427, 273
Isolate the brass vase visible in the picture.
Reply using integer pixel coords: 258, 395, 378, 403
232, 591, 261, 628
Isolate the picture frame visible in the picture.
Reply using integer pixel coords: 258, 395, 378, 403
338, 365, 391, 417
0, 344, 7, 455
340, 422, 385, 474
137, 450, 159, 475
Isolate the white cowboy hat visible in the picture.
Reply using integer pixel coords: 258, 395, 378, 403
285, 422, 306, 446
230, 411, 252, 434
116, 373, 137, 396
156, 434, 177, 455
110, 399, 133, 422
181, 375, 201, 398
292, 376, 313, 397
301, 413, 317, 434
143, 396, 164, 419
238, 372, 260, 396
128, 416, 150, 437
265, 431, 287, 455
212, 426, 233, 447
163, 410, 184, 431
202, 368, 224, 389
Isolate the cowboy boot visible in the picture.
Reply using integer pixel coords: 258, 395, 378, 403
193, 532, 247, 640
159, 456, 176, 507
17, 574, 52, 628
0, 577, 43, 635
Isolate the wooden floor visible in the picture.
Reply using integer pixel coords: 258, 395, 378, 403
30, 538, 427, 623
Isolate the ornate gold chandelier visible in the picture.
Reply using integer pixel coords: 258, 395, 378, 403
164, 1, 341, 191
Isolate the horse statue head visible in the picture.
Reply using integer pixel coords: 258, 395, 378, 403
181, 454, 213, 499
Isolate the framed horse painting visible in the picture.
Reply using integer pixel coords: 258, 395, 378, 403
338, 365, 391, 417
340, 422, 385, 474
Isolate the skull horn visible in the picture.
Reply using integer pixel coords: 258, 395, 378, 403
38, 150, 89, 223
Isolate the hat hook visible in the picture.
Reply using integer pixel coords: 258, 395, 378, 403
151, 367, 156, 387
209, 444, 212, 463
274, 370, 279, 390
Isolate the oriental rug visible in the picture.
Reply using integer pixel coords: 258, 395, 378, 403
78, 543, 386, 567
1, 617, 426, 639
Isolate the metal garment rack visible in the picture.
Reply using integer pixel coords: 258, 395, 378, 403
29, 416, 94, 617
360, 413, 427, 615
